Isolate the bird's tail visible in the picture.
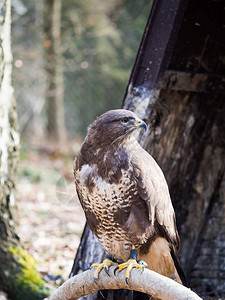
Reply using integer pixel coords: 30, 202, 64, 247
170, 245, 187, 287
139, 237, 187, 286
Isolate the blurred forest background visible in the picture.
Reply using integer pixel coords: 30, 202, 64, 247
11, 0, 151, 288
13, 0, 150, 139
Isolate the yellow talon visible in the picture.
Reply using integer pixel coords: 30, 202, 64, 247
115, 258, 144, 284
91, 258, 117, 282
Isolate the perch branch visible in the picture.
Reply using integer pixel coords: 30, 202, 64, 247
50, 266, 202, 300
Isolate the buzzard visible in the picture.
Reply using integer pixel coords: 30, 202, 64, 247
74, 109, 186, 285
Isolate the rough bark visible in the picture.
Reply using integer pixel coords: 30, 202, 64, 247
44, 0, 66, 141
0, 1, 49, 299
142, 0, 225, 296
141, 89, 225, 298
51, 267, 202, 300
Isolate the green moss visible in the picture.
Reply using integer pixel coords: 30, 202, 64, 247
8, 247, 50, 300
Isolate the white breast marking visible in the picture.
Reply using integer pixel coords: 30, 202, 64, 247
79, 164, 96, 184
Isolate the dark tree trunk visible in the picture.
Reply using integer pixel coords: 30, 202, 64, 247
70, 0, 225, 299
0, 1, 49, 299
43, 0, 66, 141
143, 88, 225, 298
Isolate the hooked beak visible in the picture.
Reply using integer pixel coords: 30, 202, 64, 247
127, 118, 147, 131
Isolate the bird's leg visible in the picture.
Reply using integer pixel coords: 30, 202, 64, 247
114, 246, 146, 284
91, 254, 118, 282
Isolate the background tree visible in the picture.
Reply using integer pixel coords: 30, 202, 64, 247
0, 1, 49, 299
12, 0, 150, 139
44, 0, 66, 141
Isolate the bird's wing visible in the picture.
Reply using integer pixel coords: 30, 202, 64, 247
130, 147, 180, 250
129, 148, 187, 284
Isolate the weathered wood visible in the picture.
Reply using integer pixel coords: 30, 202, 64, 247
122, 0, 187, 93
143, 89, 225, 297
153, 0, 225, 296
52, 267, 202, 300
162, 71, 225, 93
122, 0, 187, 123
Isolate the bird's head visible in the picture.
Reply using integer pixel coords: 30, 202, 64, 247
86, 109, 147, 146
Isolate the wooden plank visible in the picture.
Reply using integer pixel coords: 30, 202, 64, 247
122, 0, 187, 107
163, 71, 225, 93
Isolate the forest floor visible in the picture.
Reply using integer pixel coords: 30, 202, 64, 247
1, 143, 86, 299
18, 144, 86, 278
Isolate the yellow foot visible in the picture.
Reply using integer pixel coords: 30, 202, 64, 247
91, 258, 118, 282
114, 258, 144, 284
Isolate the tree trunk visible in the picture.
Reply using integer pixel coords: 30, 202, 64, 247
70, 0, 225, 299
44, 0, 66, 141
140, 88, 225, 298
0, 1, 49, 299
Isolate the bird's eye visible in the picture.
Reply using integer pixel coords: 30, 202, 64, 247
121, 117, 129, 123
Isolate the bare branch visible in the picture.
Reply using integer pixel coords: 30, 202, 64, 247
50, 266, 202, 300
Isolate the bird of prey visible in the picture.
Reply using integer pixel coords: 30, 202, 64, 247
74, 109, 186, 286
